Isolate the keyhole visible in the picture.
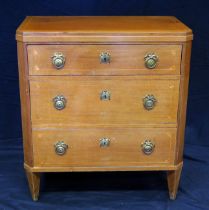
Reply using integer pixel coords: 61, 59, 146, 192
100, 90, 110, 100
100, 53, 110, 64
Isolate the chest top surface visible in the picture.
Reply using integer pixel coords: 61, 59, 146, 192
16, 16, 193, 42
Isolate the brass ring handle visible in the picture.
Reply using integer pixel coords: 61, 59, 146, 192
53, 95, 67, 110
100, 138, 110, 147
100, 52, 111, 64
54, 141, 68, 155
143, 95, 157, 110
144, 53, 158, 69
141, 140, 155, 155
52, 52, 66, 69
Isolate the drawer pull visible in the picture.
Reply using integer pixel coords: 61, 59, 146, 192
100, 90, 111, 100
100, 52, 111, 64
144, 53, 158, 69
54, 141, 68, 155
52, 52, 66, 69
53, 95, 67, 110
141, 140, 155, 155
143, 95, 157, 110
100, 138, 110, 147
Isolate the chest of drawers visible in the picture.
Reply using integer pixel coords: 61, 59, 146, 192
16, 16, 193, 201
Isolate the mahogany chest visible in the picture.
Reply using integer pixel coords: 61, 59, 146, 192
16, 16, 193, 200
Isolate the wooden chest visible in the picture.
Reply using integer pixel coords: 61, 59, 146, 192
16, 16, 193, 200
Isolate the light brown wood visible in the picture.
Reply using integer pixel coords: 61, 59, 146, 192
24, 162, 183, 172
30, 76, 180, 127
27, 44, 182, 75
167, 162, 183, 200
175, 41, 192, 164
17, 42, 33, 166
32, 128, 176, 167
25, 170, 40, 201
16, 16, 193, 42
16, 16, 192, 200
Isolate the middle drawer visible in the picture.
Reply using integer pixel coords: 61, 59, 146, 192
30, 76, 179, 127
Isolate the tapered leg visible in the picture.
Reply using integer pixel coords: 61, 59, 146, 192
167, 163, 183, 200
25, 170, 41, 201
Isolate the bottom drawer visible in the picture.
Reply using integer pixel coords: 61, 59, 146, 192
33, 128, 176, 167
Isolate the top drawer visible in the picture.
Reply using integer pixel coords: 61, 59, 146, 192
27, 45, 182, 75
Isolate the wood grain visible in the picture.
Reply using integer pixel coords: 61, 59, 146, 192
17, 42, 33, 166
16, 16, 193, 42
29, 76, 180, 127
167, 162, 183, 200
25, 170, 40, 201
27, 44, 182, 75
16, 16, 193, 200
32, 128, 176, 167
175, 41, 192, 164
24, 162, 183, 172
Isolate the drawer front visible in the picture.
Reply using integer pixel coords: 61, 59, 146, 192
27, 45, 182, 75
30, 76, 179, 126
33, 128, 176, 167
